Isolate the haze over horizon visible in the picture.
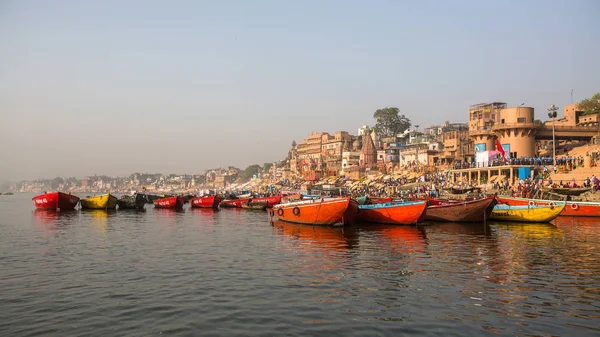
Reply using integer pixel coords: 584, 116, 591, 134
1, 0, 599, 181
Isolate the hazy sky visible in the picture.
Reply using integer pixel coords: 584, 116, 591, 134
1, 0, 599, 181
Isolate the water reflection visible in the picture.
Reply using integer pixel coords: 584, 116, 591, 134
489, 221, 563, 239
153, 208, 185, 228
189, 207, 219, 226
32, 209, 78, 232
80, 209, 117, 233
357, 224, 427, 254
272, 220, 358, 252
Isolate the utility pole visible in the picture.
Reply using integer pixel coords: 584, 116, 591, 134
547, 104, 558, 170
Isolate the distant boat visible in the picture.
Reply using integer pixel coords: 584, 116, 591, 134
80, 193, 118, 210
541, 186, 592, 196
249, 195, 282, 207
273, 197, 358, 226
490, 203, 565, 223
153, 196, 184, 210
117, 193, 146, 210
3, 192, 14, 195
145, 194, 171, 204
355, 196, 393, 205
190, 195, 222, 208
447, 187, 481, 195
356, 201, 427, 225
241, 201, 268, 210
32, 191, 79, 211
219, 198, 251, 208
422, 196, 497, 222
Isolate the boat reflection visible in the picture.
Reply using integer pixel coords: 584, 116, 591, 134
272, 220, 358, 252
189, 207, 219, 226
32, 209, 78, 232
81, 209, 117, 233
489, 221, 563, 239
356, 224, 427, 254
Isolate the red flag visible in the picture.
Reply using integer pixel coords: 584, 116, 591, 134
496, 138, 506, 160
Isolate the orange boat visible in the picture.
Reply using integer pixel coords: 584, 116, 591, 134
219, 198, 251, 208
32, 191, 79, 211
272, 197, 358, 226
190, 195, 222, 208
497, 196, 600, 217
153, 196, 184, 210
356, 201, 427, 225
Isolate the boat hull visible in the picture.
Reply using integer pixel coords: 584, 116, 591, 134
190, 195, 222, 208
80, 194, 118, 210
219, 198, 251, 208
117, 194, 146, 210
273, 197, 354, 226
153, 196, 184, 209
422, 196, 497, 222
32, 192, 80, 211
357, 201, 427, 225
250, 196, 282, 207
497, 196, 600, 217
241, 201, 268, 210
490, 204, 565, 223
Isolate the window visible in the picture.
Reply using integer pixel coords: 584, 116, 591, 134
501, 119, 505, 124
517, 117, 526, 123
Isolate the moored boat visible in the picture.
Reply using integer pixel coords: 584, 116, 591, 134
421, 196, 497, 222
219, 198, 251, 208
153, 196, 184, 209
32, 191, 80, 211
497, 196, 600, 217
490, 203, 565, 223
117, 193, 146, 210
356, 201, 427, 225
241, 201, 268, 210
541, 186, 592, 196
272, 197, 357, 226
190, 195, 222, 208
80, 193, 118, 210
250, 195, 282, 207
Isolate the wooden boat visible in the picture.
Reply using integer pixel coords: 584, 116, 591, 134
181, 194, 196, 204
117, 193, 146, 210
447, 187, 480, 194
421, 196, 497, 222
356, 201, 427, 225
490, 203, 565, 223
241, 201, 268, 210
272, 197, 358, 226
497, 196, 600, 217
219, 198, 251, 208
190, 195, 222, 208
355, 196, 394, 205
250, 195, 282, 207
153, 196, 184, 209
541, 186, 592, 196
80, 193, 118, 210
32, 191, 80, 211
145, 194, 165, 204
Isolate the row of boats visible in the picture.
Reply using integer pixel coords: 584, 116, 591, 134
32, 191, 600, 226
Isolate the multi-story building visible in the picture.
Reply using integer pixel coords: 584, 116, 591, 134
442, 123, 472, 163
295, 132, 329, 172
321, 131, 352, 173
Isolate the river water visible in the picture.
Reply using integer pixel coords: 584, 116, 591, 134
1, 193, 599, 336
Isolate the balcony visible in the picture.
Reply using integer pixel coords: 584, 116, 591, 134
492, 122, 542, 131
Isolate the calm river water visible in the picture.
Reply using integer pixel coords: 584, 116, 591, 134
1, 193, 599, 336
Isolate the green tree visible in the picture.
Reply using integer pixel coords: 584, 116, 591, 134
263, 162, 273, 172
238, 165, 261, 182
578, 93, 600, 115
373, 107, 411, 137
50, 177, 64, 189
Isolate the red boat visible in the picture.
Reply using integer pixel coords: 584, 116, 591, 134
32, 191, 80, 211
249, 195, 281, 207
190, 195, 222, 208
272, 197, 358, 226
369, 197, 393, 204
219, 198, 251, 208
153, 196, 184, 210
356, 201, 427, 225
497, 196, 600, 217
421, 196, 497, 222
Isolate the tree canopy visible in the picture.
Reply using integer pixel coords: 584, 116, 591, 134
578, 93, 600, 115
373, 107, 411, 138
238, 164, 261, 182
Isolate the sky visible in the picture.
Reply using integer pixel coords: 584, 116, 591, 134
1, 0, 599, 181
